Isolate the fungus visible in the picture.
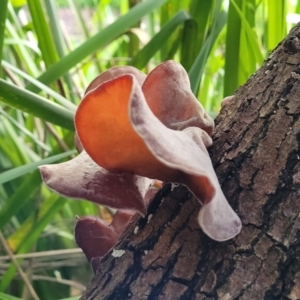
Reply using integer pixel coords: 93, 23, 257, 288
75, 210, 137, 272
110, 209, 136, 236
85, 65, 146, 93
39, 151, 153, 215
221, 95, 235, 107
40, 60, 241, 244
75, 71, 241, 241
75, 216, 118, 263
142, 60, 213, 134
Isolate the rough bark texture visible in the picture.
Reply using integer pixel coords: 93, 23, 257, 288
81, 23, 300, 300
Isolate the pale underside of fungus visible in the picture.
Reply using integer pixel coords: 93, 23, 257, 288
39, 61, 242, 267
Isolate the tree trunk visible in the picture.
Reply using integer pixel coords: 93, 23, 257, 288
81, 23, 300, 300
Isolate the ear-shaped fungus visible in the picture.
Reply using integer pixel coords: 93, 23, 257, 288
75, 74, 242, 241
74, 66, 147, 150
110, 210, 135, 236
85, 65, 146, 94
75, 216, 118, 263
76, 210, 138, 273
142, 60, 214, 134
221, 95, 235, 108
39, 151, 154, 215
75, 74, 178, 180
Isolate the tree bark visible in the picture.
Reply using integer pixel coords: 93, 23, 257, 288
81, 22, 300, 300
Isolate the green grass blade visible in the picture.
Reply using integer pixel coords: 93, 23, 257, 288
127, 0, 140, 59
0, 80, 75, 130
8, 196, 66, 252
296, 0, 300, 14
2, 60, 77, 110
224, 0, 242, 97
0, 107, 51, 151
44, 0, 67, 59
0, 0, 8, 78
132, 10, 191, 69
238, 0, 256, 86
6, 3, 24, 37
4, 38, 40, 54
0, 171, 41, 230
0, 196, 67, 292
0, 116, 34, 165
180, 19, 198, 71
189, 9, 227, 95
267, 0, 286, 51
26, 0, 166, 93
230, 0, 264, 65
67, 0, 90, 39
0, 149, 76, 184
27, 0, 58, 67
5, 20, 39, 76
44, 0, 77, 103
158, 0, 189, 61
181, 0, 213, 71
189, 0, 213, 51
0, 292, 25, 300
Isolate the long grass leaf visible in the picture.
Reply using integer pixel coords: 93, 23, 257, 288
267, 0, 286, 51
2, 60, 77, 110
44, 0, 67, 59
132, 10, 190, 69
189, 9, 227, 94
181, 0, 213, 71
180, 19, 198, 70
0, 80, 75, 130
27, 0, 58, 67
0, 150, 76, 184
0, 196, 67, 292
190, 0, 213, 51
0, 171, 41, 230
5, 20, 39, 76
0, 0, 8, 78
230, 0, 264, 65
4, 38, 40, 54
0, 108, 50, 151
158, 0, 188, 61
26, 0, 166, 93
224, 0, 242, 97
0, 116, 34, 164
238, 0, 257, 86
0, 292, 24, 300
44, 0, 77, 103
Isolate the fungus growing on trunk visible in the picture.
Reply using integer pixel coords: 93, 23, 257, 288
39, 151, 153, 214
75, 212, 137, 272
75, 73, 241, 241
39, 61, 241, 258
75, 216, 119, 263
142, 60, 213, 134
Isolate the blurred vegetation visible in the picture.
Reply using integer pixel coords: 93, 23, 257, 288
0, 0, 299, 299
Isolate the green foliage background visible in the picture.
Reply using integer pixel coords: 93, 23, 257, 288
0, 0, 298, 299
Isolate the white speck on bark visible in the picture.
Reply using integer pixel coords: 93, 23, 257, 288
147, 214, 153, 223
171, 183, 179, 191
111, 249, 125, 257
